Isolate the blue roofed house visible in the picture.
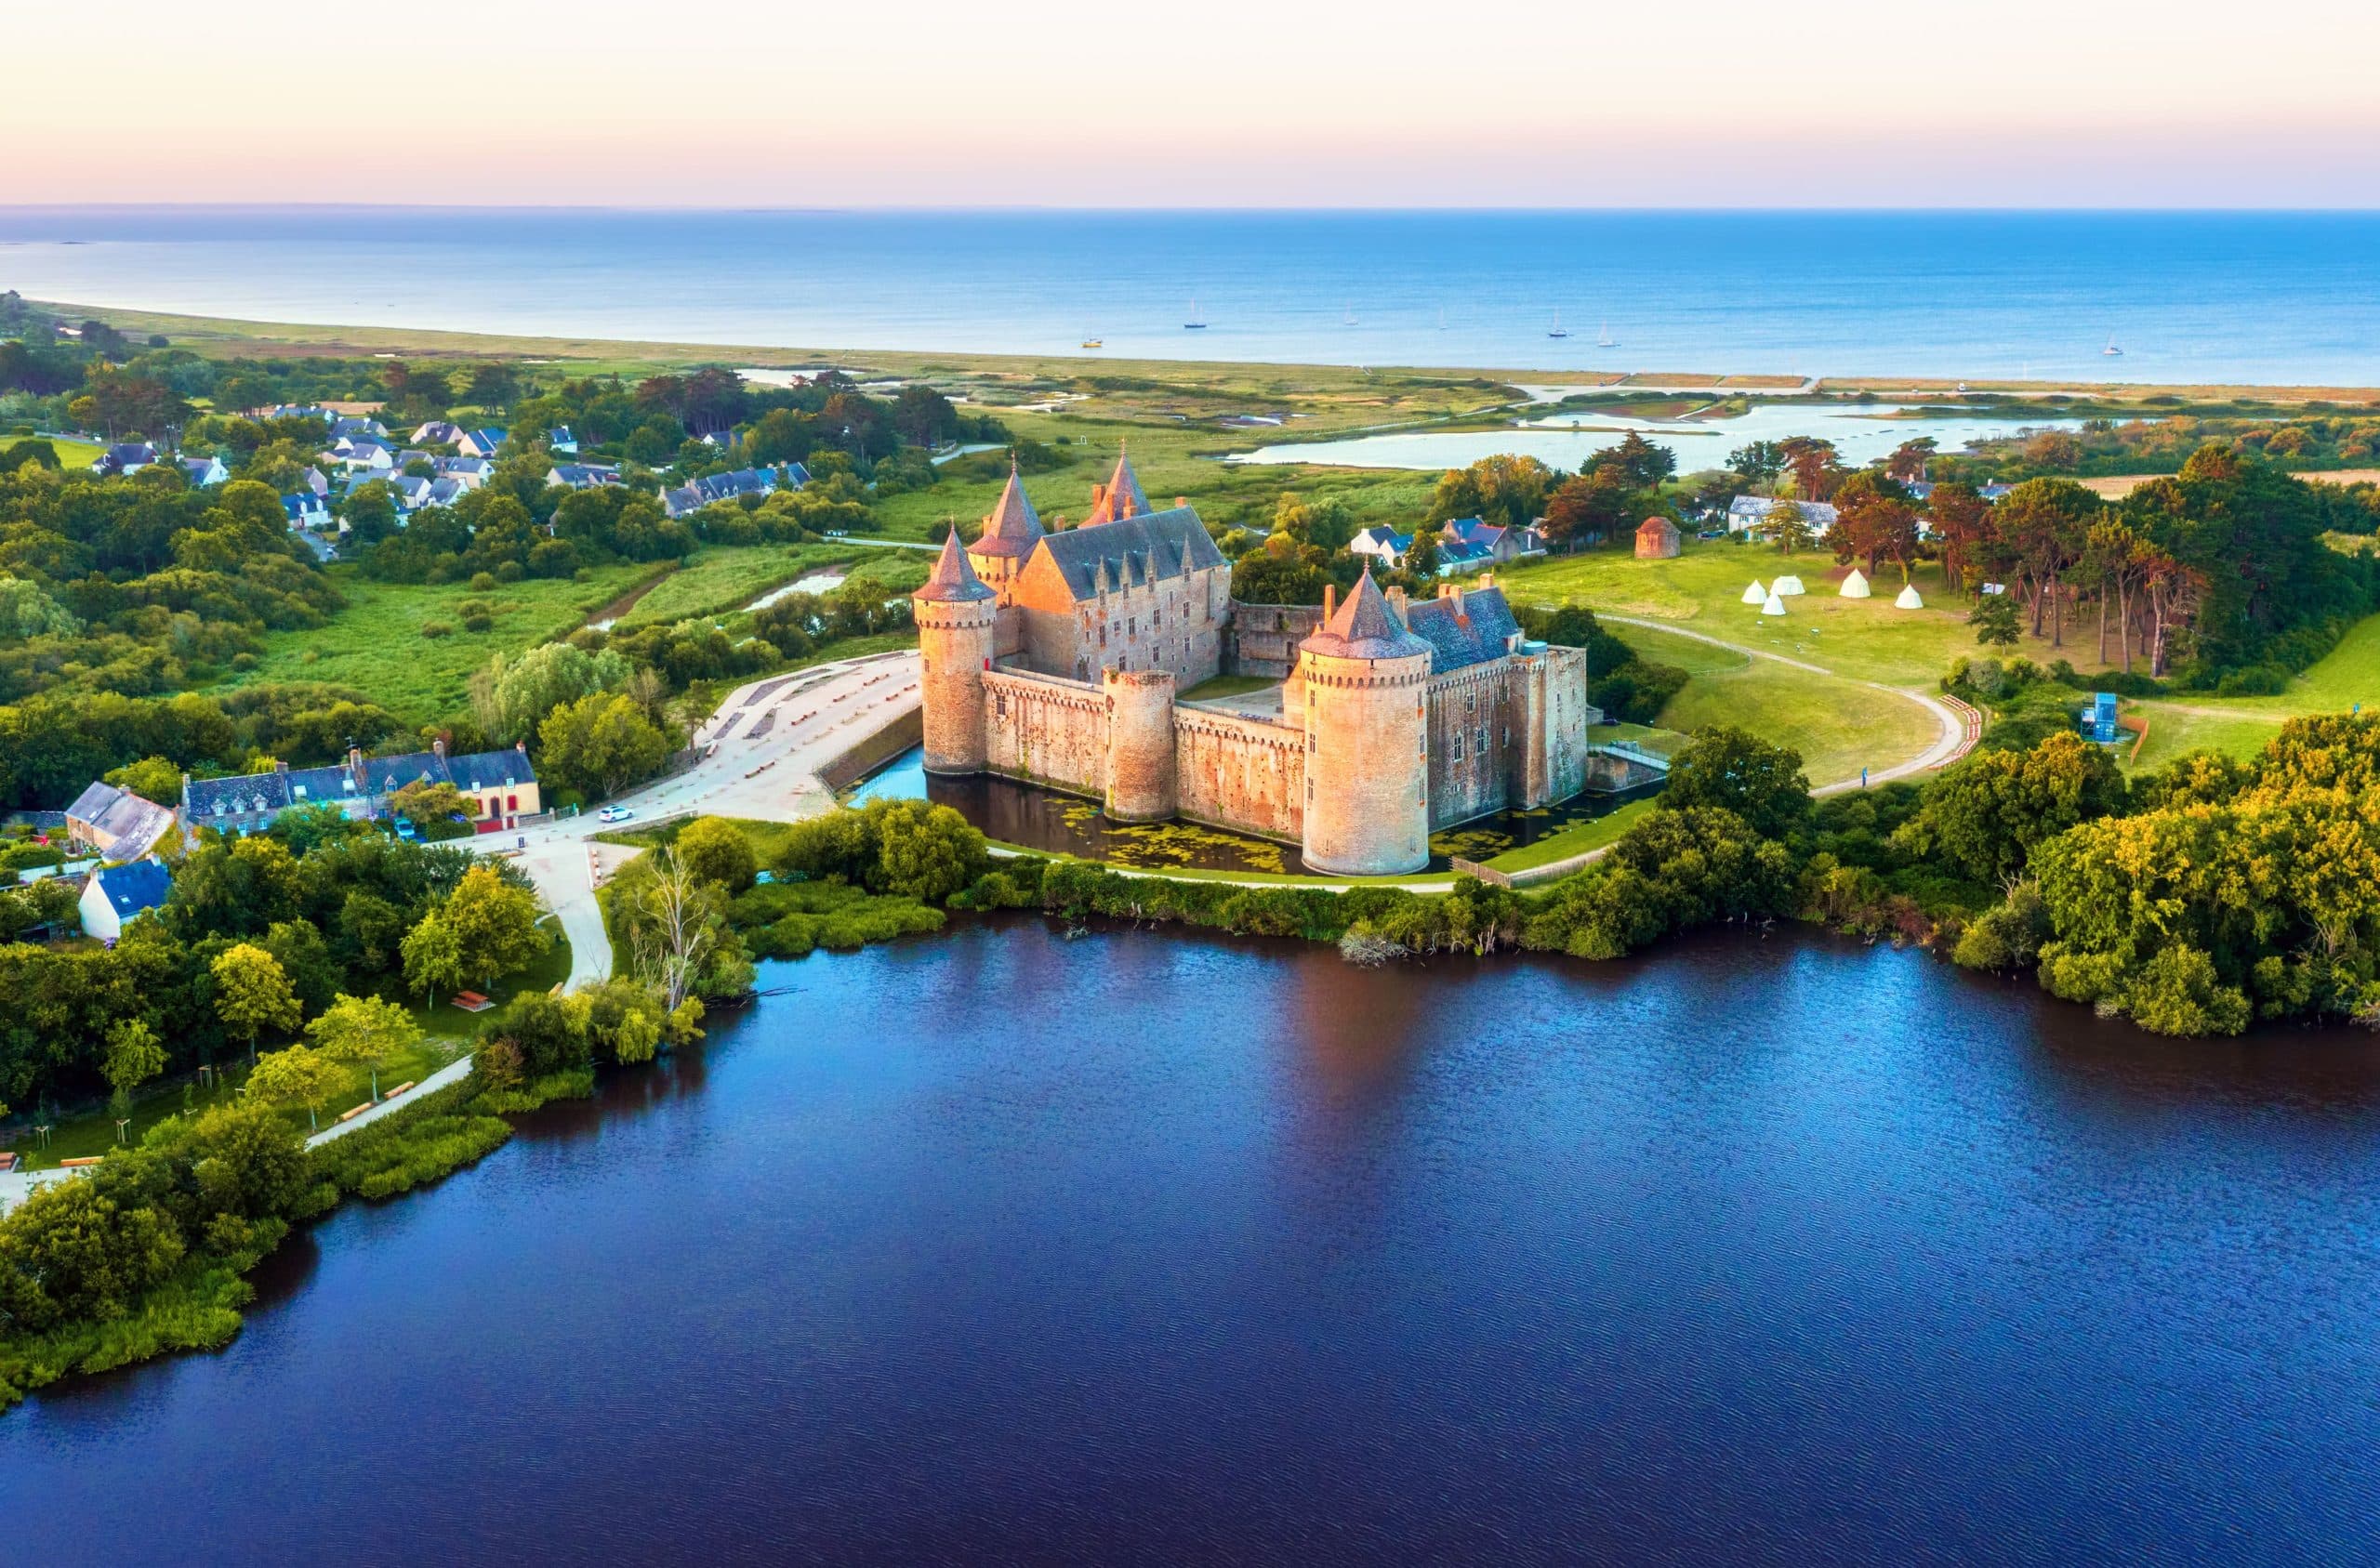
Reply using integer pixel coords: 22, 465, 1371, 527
1439, 516, 1547, 563
548, 426, 578, 455
660, 463, 808, 519
1726, 495, 1839, 536
413, 421, 464, 445
79, 859, 172, 944
90, 441, 159, 475
181, 741, 544, 839
1435, 538, 1495, 574
1351, 524, 1414, 569
456, 428, 509, 459
178, 454, 230, 487
547, 463, 622, 491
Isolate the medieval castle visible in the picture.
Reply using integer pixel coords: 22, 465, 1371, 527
913, 452, 1599, 875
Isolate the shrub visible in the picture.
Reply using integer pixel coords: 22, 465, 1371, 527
421, 621, 453, 639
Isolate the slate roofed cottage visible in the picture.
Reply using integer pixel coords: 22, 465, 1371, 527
181, 741, 543, 837
456, 428, 509, 458
63, 780, 178, 863
91, 441, 158, 475
79, 859, 172, 944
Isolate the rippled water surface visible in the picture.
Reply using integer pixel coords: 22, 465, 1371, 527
8, 922, 2379, 1565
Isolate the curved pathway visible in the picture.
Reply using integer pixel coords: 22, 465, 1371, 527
1596, 613, 1975, 793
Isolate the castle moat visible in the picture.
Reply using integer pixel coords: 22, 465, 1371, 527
11, 921, 2377, 1564
847, 744, 1661, 874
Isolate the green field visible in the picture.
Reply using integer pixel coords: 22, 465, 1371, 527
213, 561, 654, 719
1607, 621, 1938, 789
1483, 797, 1656, 875
2, 433, 105, 469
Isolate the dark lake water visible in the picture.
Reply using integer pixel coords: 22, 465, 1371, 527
8, 920, 2380, 1565
849, 744, 1659, 874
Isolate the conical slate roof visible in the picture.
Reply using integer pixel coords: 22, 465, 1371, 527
916, 531, 996, 602
1302, 569, 1430, 661
972, 464, 1044, 558
1090, 444, 1153, 524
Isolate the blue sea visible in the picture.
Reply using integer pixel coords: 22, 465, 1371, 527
3, 208, 2378, 386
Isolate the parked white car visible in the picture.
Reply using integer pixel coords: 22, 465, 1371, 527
598, 806, 636, 824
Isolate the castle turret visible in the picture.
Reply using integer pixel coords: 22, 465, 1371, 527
1296, 568, 1433, 876
913, 532, 998, 774
969, 461, 1044, 602
1103, 667, 1178, 822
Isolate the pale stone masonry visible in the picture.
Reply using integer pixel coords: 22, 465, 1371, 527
915, 454, 1599, 875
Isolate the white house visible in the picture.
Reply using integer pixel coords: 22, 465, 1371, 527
389, 475, 434, 510
548, 426, 578, 455
284, 493, 331, 530
413, 421, 464, 445
178, 454, 230, 487
433, 456, 493, 489
1351, 525, 1414, 568
91, 441, 159, 475
547, 463, 622, 490
456, 428, 508, 458
1726, 495, 1838, 536
331, 437, 395, 472
78, 860, 172, 944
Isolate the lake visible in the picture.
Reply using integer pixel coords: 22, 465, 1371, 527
1229, 399, 2088, 473
7, 920, 2378, 1565
5, 209, 2380, 386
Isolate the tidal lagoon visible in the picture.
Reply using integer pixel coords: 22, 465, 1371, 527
7, 921, 2376, 1565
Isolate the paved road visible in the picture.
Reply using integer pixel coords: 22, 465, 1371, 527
490, 651, 923, 987
1597, 613, 1973, 793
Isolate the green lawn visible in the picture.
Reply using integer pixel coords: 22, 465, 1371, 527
615, 542, 869, 628
1497, 541, 2114, 688
2113, 613, 2380, 770
1484, 797, 1655, 874
1608, 621, 1937, 788
210, 562, 654, 720
3, 434, 105, 469
1585, 720, 1691, 756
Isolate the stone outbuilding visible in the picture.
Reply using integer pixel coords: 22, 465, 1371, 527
1633, 515, 1681, 559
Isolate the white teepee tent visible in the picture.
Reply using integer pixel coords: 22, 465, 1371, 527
1839, 569, 1871, 599
1773, 573, 1805, 596
1761, 590, 1787, 616
1741, 579, 1767, 604
1896, 584, 1924, 610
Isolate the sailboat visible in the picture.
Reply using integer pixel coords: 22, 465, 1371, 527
1079, 334, 1104, 349
1547, 308, 1568, 339
2102, 336, 2123, 357
1343, 303, 1358, 326
1184, 298, 1207, 330
1596, 320, 1615, 349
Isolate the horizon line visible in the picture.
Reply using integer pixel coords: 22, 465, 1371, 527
7, 202, 2380, 217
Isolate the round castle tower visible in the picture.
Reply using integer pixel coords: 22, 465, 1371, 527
1297, 569, 1433, 876
913, 532, 998, 774
1103, 667, 1178, 822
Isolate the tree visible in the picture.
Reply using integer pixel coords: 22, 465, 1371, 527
1884, 437, 1937, 484
1768, 498, 1818, 556
306, 992, 422, 1103
1969, 595, 2021, 647
1991, 478, 2099, 646
1778, 437, 1843, 503
101, 755, 182, 805
1604, 432, 1676, 489
470, 640, 631, 744
210, 943, 299, 1064
1892, 731, 2126, 886
401, 910, 465, 1000
1658, 727, 1810, 837
1727, 440, 1787, 486
538, 692, 676, 800
1540, 467, 1644, 551
341, 480, 399, 546
1827, 472, 1921, 581
1927, 481, 1991, 597
674, 816, 758, 893
440, 865, 550, 989
246, 1044, 341, 1132
0, 575, 82, 639
1423, 455, 1554, 532
102, 1019, 165, 1118
631, 850, 718, 1019
389, 779, 473, 833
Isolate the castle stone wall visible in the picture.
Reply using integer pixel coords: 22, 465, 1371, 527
917, 596, 998, 773
1424, 664, 1519, 829
1225, 601, 1326, 678
982, 667, 1109, 799
1300, 652, 1432, 876
1173, 706, 1305, 842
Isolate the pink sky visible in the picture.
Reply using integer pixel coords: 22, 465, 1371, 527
8, 0, 2380, 206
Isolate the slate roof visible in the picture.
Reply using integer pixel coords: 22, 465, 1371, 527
1354, 525, 1413, 553
1088, 448, 1153, 523
92, 860, 171, 921
65, 781, 177, 860
1034, 506, 1223, 602
1442, 517, 1505, 548
1405, 586, 1524, 673
1436, 539, 1495, 570
182, 748, 536, 824
548, 463, 621, 488
916, 532, 996, 603
1726, 495, 1839, 530
414, 421, 463, 444
972, 465, 1045, 558
1301, 569, 1430, 661
102, 441, 157, 468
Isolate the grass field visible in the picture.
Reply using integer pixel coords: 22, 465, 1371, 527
1606, 621, 1938, 788
612, 542, 922, 628
1496, 540, 2109, 688
213, 561, 654, 719
2115, 613, 2380, 770
1483, 797, 1655, 874
2, 433, 105, 468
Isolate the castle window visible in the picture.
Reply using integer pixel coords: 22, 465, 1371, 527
1451, 731, 1464, 762
996, 693, 1008, 718
1476, 726, 1488, 754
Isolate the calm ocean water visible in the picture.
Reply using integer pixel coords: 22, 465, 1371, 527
3, 208, 2378, 386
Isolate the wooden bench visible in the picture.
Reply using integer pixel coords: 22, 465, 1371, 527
60, 1155, 102, 1167
337, 1102, 370, 1123
386, 1081, 416, 1098
451, 991, 494, 1012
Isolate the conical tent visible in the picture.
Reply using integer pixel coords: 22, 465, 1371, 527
1761, 591, 1787, 616
1839, 569, 1871, 598
1741, 579, 1767, 604
1773, 573, 1805, 596
1896, 584, 1924, 609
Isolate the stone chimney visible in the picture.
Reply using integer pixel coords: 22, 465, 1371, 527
1385, 585, 1408, 625
274, 759, 289, 773
347, 745, 366, 791
431, 736, 446, 760
1322, 584, 1338, 621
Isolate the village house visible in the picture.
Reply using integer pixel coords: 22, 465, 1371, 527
63, 781, 178, 863
182, 742, 543, 837
547, 463, 623, 491
1351, 525, 1414, 569
330, 436, 395, 473
456, 428, 508, 458
1634, 514, 1682, 559
433, 455, 493, 489
1440, 517, 1547, 564
177, 454, 230, 487
412, 420, 464, 445
1726, 495, 1839, 536
283, 493, 331, 531
90, 441, 158, 475
78, 860, 172, 944
548, 426, 579, 454
660, 463, 808, 519
330, 415, 390, 441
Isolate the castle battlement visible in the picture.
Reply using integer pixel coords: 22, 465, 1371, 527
914, 459, 1599, 874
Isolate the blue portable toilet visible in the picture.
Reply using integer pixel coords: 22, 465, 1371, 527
2083, 692, 2119, 744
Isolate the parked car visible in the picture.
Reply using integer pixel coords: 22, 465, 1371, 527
598, 806, 636, 824
393, 817, 418, 841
